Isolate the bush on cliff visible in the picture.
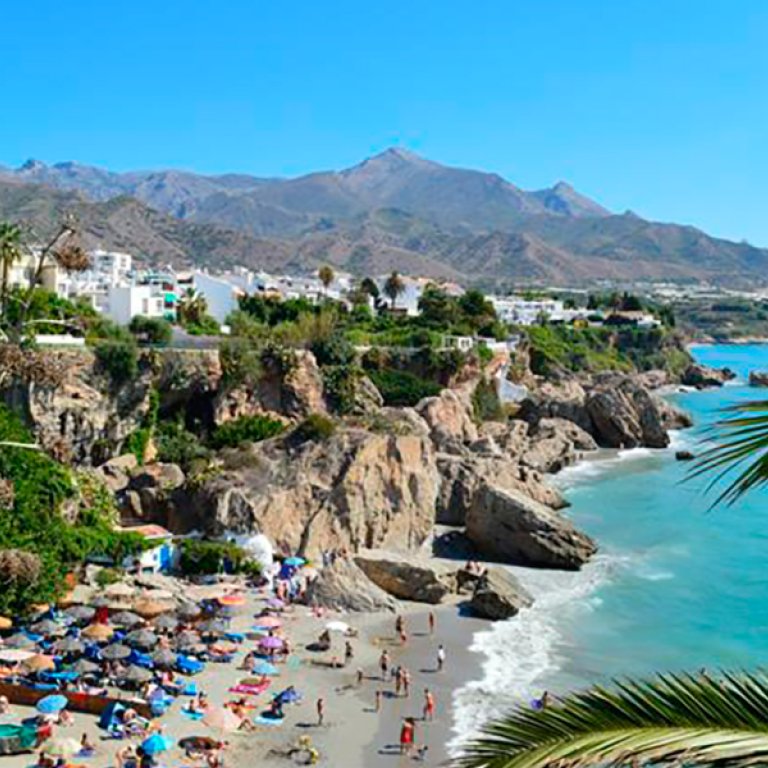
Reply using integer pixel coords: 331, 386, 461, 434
94, 339, 139, 385
294, 413, 336, 442
129, 315, 172, 346
368, 369, 441, 407
179, 539, 260, 577
210, 414, 286, 449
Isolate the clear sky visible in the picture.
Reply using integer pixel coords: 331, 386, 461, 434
3, 1, 768, 244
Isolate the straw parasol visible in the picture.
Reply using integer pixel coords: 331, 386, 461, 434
0, 649, 35, 663
133, 599, 168, 619
30, 619, 64, 637
22, 654, 56, 673
125, 628, 158, 650
81, 623, 114, 642
71, 658, 99, 675
119, 665, 152, 684
53, 637, 85, 656
153, 615, 178, 633
4, 633, 35, 649
105, 582, 135, 599
0, 616, 13, 630
101, 643, 131, 661
202, 705, 242, 732
42, 737, 80, 757
175, 629, 201, 647
111, 611, 143, 628
151, 648, 177, 668
177, 602, 201, 620
63, 605, 95, 623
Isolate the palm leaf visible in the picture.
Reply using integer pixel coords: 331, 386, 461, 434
688, 400, 768, 507
455, 671, 768, 768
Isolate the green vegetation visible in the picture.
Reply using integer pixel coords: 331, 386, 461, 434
155, 419, 211, 472
123, 389, 159, 465
368, 369, 441, 407
129, 315, 172, 345
674, 297, 768, 340
294, 413, 336, 442
178, 538, 260, 577
472, 377, 504, 422
94, 339, 139, 385
210, 414, 286, 449
0, 404, 147, 615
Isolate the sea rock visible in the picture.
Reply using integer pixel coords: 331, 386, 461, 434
585, 376, 669, 448
523, 417, 598, 473
749, 371, 768, 387
654, 397, 694, 430
477, 421, 530, 460
465, 483, 597, 570
675, 450, 695, 461
354, 552, 453, 604
681, 364, 735, 389
304, 558, 398, 613
637, 369, 671, 390
467, 567, 534, 621
436, 453, 566, 527
519, 379, 591, 433
96, 454, 138, 493
416, 389, 478, 449
185, 428, 439, 557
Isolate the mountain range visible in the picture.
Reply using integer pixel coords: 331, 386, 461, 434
0, 148, 765, 287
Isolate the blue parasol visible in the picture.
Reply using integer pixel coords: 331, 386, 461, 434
36, 694, 68, 714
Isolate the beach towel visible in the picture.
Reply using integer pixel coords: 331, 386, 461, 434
253, 715, 284, 726
180, 709, 204, 720
228, 682, 270, 696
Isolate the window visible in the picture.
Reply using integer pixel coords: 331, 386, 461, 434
142, 298, 149, 314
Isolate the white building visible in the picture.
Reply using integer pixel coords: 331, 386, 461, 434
491, 296, 566, 326
193, 271, 247, 323
106, 284, 167, 325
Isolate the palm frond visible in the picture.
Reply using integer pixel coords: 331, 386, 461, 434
455, 671, 768, 768
688, 400, 768, 507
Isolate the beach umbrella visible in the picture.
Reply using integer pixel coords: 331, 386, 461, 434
30, 603, 50, 616
259, 636, 284, 650
120, 665, 152, 684
101, 643, 131, 661
141, 733, 173, 755
4, 633, 35, 649
177, 603, 201, 620
276, 687, 301, 704
111, 611, 143, 628
197, 619, 227, 635
31, 619, 64, 636
252, 661, 279, 676
217, 594, 245, 607
105, 582, 135, 599
53, 637, 85, 656
0, 649, 35, 663
0, 616, 13, 630
64, 605, 95, 623
202, 705, 242, 732
23, 654, 56, 673
151, 648, 177, 668
325, 620, 350, 633
107, 598, 133, 611
283, 556, 305, 567
211, 641, 238, 655
153, 615, 178, 632
81, 623, 114, 642
90, 595, 112, 609
36, 694, 68, 714
176, 629, 201, 647
71, 658, 99, 675
42, 737, 80, 757
254, 616, 281, 629
126, 629, 158, 650
266, 598, 284, 610
133, 599, 168, 619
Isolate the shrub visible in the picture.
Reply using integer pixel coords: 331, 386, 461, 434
310, 332, 355, 367
322, 364, 361, 414
294, 413, 336, 442
220, 338, 263, 389
129, 315, 172, 345
94, 340, 139, 384
472, 378, 505, 422
155, 419, 211, 472
179, 539, 258, 576
184, 314, 221, 336
368, 369, 441, 407
210, 415, 286, 449
94, 568, 122, 588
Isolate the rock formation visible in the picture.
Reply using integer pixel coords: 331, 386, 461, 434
466, 567, 533, 620
354, 552, 454, 604
749, 371, 768, 387
304, 558, 398, 612
681, 363, 735, 389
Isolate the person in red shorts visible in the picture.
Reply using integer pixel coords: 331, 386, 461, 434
399, 717, 415, 755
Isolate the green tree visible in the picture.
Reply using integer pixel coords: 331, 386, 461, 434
129, 315, 172, 345
177, 287, 208, 327
383, 271, 406, 310
360, 277, 380, 301
0, 223, 22, 320
318, 265, 335, 296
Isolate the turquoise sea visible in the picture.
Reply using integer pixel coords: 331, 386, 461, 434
453, 343, 768, 743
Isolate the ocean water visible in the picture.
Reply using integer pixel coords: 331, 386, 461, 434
452, 344, 768, 746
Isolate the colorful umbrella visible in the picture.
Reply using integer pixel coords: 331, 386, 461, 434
23, 654, 56, 672
259, 636, 284, 650
252, 661, 279, 676
141, 732, 173, 755
283, 557, 305, 567
0, 649, 34, 663
36, 694, 68, 714
217, 594, 245, 607
202, 706, 242, 732
266, 598, 285, 609
81, 623, 114, 642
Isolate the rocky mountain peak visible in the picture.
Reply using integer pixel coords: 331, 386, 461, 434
18, 158, 47, 172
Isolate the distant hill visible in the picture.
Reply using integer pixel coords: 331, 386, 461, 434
1, 149, 767, 287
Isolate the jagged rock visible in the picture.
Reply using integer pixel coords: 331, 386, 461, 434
654, 397, 694, 430
478, 421, 530, 460
374, 408, 431, 438
467, 436, 503, 457
185, 428, 439, 557
304, 558, 398, 613
351, 376, 385, 415
465, 483, 597, 570
519, 379, 592, 433
416, 389, 478, 449
675, 450, 695, 461
749, 371, 768, 387
130, 463, 186, 491
534, 418, 598, 451
681, 364, 735, 389
523, 418, 597, 473
585, 377, 669, 448
467, 567, 534, 621
123, 463, 187, 523
637, 369, 670, 390
354, 552, 453, 604
96, 454, 138, 493
436, 454, 566, 527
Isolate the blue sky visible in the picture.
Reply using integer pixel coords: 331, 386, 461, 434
2, 1, 768, 244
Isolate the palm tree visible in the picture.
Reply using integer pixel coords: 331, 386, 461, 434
0, 222, 23, 319
318, 265, 334, 297
383, 271, 405, 310
177, 287, 208, 326
456, 671, 768, 768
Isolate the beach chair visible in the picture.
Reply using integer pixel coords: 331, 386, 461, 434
176, 656, 204, 676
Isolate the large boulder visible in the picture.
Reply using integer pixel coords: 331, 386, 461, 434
436, 454, 566, 527
681, 364, 735, 389
749, 371, 768, 387
465, 483, 596, 570
519, 380, 591, 433
186, 428, 440, 557
523, 417, 598, 473
467, 567, 534, 621
585, 376, 669, 448
354, 552, 453, 604
96, 454, 138, 493
122, 462, 187, 523
304, 558, 398, 613
417, 389, 478, 450
654, 397, 693, 430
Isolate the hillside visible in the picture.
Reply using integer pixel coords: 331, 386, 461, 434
2, 149, 768, 286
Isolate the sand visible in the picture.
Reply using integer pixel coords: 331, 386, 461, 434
0, 591, 490, 768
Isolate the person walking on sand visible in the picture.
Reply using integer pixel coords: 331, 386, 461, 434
428, 611, 435, 635
423, 688, 435, 721
379, 649, 390, 680
344, 640, 354, 666
403, 668, 411, 698
316, 697, 325, 726
375, 690, 382, 712
436, 644, 446, 672
395, 615, 404, 635
399, 717, 416, 756
394, 666, 403, 697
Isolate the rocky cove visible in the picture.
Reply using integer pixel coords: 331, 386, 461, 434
0, 343, 718, 623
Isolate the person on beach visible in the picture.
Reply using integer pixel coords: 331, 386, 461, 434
393, 666, 402, 696
403, 668, 411, 698
316, 697, 325, 726
395, 615, 404, 636
375, 690, 382, 712
428, 611, 435, 635
356, 668, 364, 686
436, 644, 446, 672
345, 640, 354, 666
379, 649, 390, 680
423, 688, 435, 721
399, 717, 416, 756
